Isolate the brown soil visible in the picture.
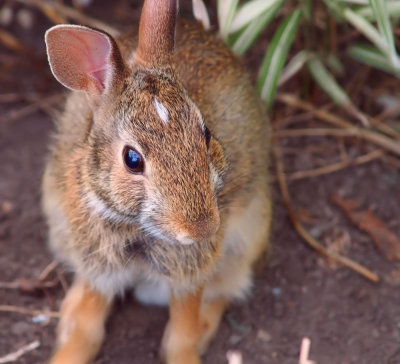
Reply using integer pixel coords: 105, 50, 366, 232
1, 2, 400, 364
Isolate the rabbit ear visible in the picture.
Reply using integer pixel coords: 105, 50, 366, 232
45, 25, 125, 94
135, 0, 177, 67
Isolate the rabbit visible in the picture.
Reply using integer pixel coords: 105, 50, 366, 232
42, 0, 271, 363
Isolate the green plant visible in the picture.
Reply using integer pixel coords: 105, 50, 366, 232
216, 0, 400, 116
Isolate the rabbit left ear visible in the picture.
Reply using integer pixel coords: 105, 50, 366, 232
45, 25, 126, 95
135, 0, 177, 67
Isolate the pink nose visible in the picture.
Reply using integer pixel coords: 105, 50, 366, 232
175, 213, 220, 245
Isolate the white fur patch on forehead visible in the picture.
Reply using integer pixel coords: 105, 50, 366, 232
153, 98, 169, 124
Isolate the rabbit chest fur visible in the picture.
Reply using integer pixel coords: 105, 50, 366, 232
42, 19, 271, 302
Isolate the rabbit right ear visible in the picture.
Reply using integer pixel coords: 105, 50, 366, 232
45, 25, 126, 95
135, 0, 177, 67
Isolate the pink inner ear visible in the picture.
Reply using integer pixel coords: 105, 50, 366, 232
46, 26, 113, 93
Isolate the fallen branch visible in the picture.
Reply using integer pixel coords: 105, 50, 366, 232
286, 150, 384, 181
0, 305, 59, 318
273, 142, 380, 282
0, 340, 40, 364
16, 0, 120, 37
299, 337, 315, 364
0, 93, 64, 123
276, 93, 400, 155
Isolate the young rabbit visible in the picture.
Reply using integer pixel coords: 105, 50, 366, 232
42, 0, 271, 363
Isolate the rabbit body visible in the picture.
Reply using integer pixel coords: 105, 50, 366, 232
43, 6, 271, 364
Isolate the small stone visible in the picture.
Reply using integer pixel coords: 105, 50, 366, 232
372, 328, 380, 338
257, 329, 271, 342
271, 287, 281, 296
1, 201, 13, 214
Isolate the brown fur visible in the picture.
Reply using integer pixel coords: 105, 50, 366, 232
43, 0, 271, 363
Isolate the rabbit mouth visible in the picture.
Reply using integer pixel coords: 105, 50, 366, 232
125, 236, 220, 281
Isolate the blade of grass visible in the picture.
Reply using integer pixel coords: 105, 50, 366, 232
348, 44, 400, 76
230, 0, 284, 55
218, 0, 238, 42
343, 8, 389, 56
278, 50, 314, 86
230, 0, 280, 34
308, 58, 369, 125
369, 0, 400, 68
257, 9, 301, 109
357, 2, 400, 20
192, 0, 210, 29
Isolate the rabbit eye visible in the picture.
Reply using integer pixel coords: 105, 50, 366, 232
204, 126, 211, 149
123, 146, 144, 174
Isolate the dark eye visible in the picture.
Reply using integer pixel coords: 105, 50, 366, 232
204, 126, 211, 149
123, 146, 144, 174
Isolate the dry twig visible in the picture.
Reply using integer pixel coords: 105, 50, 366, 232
286, 150, 384, 181
227, 351, 243, 364
299, 337, 315, 364
0, 93, 64, 123
16, 0, 120, 37
0, 305, 59, 318
273, 142, 380, 282
0, 340, 40, 364
276, 93, 400, 155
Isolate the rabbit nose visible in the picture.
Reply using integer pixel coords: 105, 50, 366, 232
175, 213, 220, 245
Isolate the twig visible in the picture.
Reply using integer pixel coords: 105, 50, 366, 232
0, 305, 60, 318
226, 351, 243, 364
0, 29, 33, 56
286, 150, 384, 181
16, 0, 120, 37
38, 260, 59, 282
0, 340, 40, 364
273, 142, 380, 282
299, 337, 315, 364
276, 93, 400, 155
56, 267, 69, 293
0, 93, 64, 123
276, 128, 359, 138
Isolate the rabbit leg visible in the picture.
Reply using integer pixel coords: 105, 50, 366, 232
50, 280, 112, 364
198, 298, 227, 354
160, 287, 203, 364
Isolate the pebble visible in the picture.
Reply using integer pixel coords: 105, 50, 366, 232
257, 329, 272, 342
1, 200, 13, 214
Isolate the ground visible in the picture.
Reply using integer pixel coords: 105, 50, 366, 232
1, 1, 400, 364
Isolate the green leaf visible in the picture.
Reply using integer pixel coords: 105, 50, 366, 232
343, 8, 388, 56
218, 0, 239, 42
369, 0, 400, 68
257, 9, 301, 109
308, 58, 369, 125
357, 2, 400, 20
336, 0, 368, 4
326, 54, 345, 75
230, 0, 284, 55
348, 44, 400, 77
308, 58, 350, 106
278, 50, 314, 86
230, 0, 281, 34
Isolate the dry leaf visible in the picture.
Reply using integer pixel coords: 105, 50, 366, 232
331, 194, 400, 261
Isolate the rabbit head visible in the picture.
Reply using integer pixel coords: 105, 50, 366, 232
45, 0, 226, 249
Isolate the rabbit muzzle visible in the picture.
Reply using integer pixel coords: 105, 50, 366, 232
173, 211, 220, 245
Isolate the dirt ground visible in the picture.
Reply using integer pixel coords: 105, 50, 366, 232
1, 1, 400, 364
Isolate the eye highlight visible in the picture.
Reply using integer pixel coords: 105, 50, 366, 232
123, 146, 144, 174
